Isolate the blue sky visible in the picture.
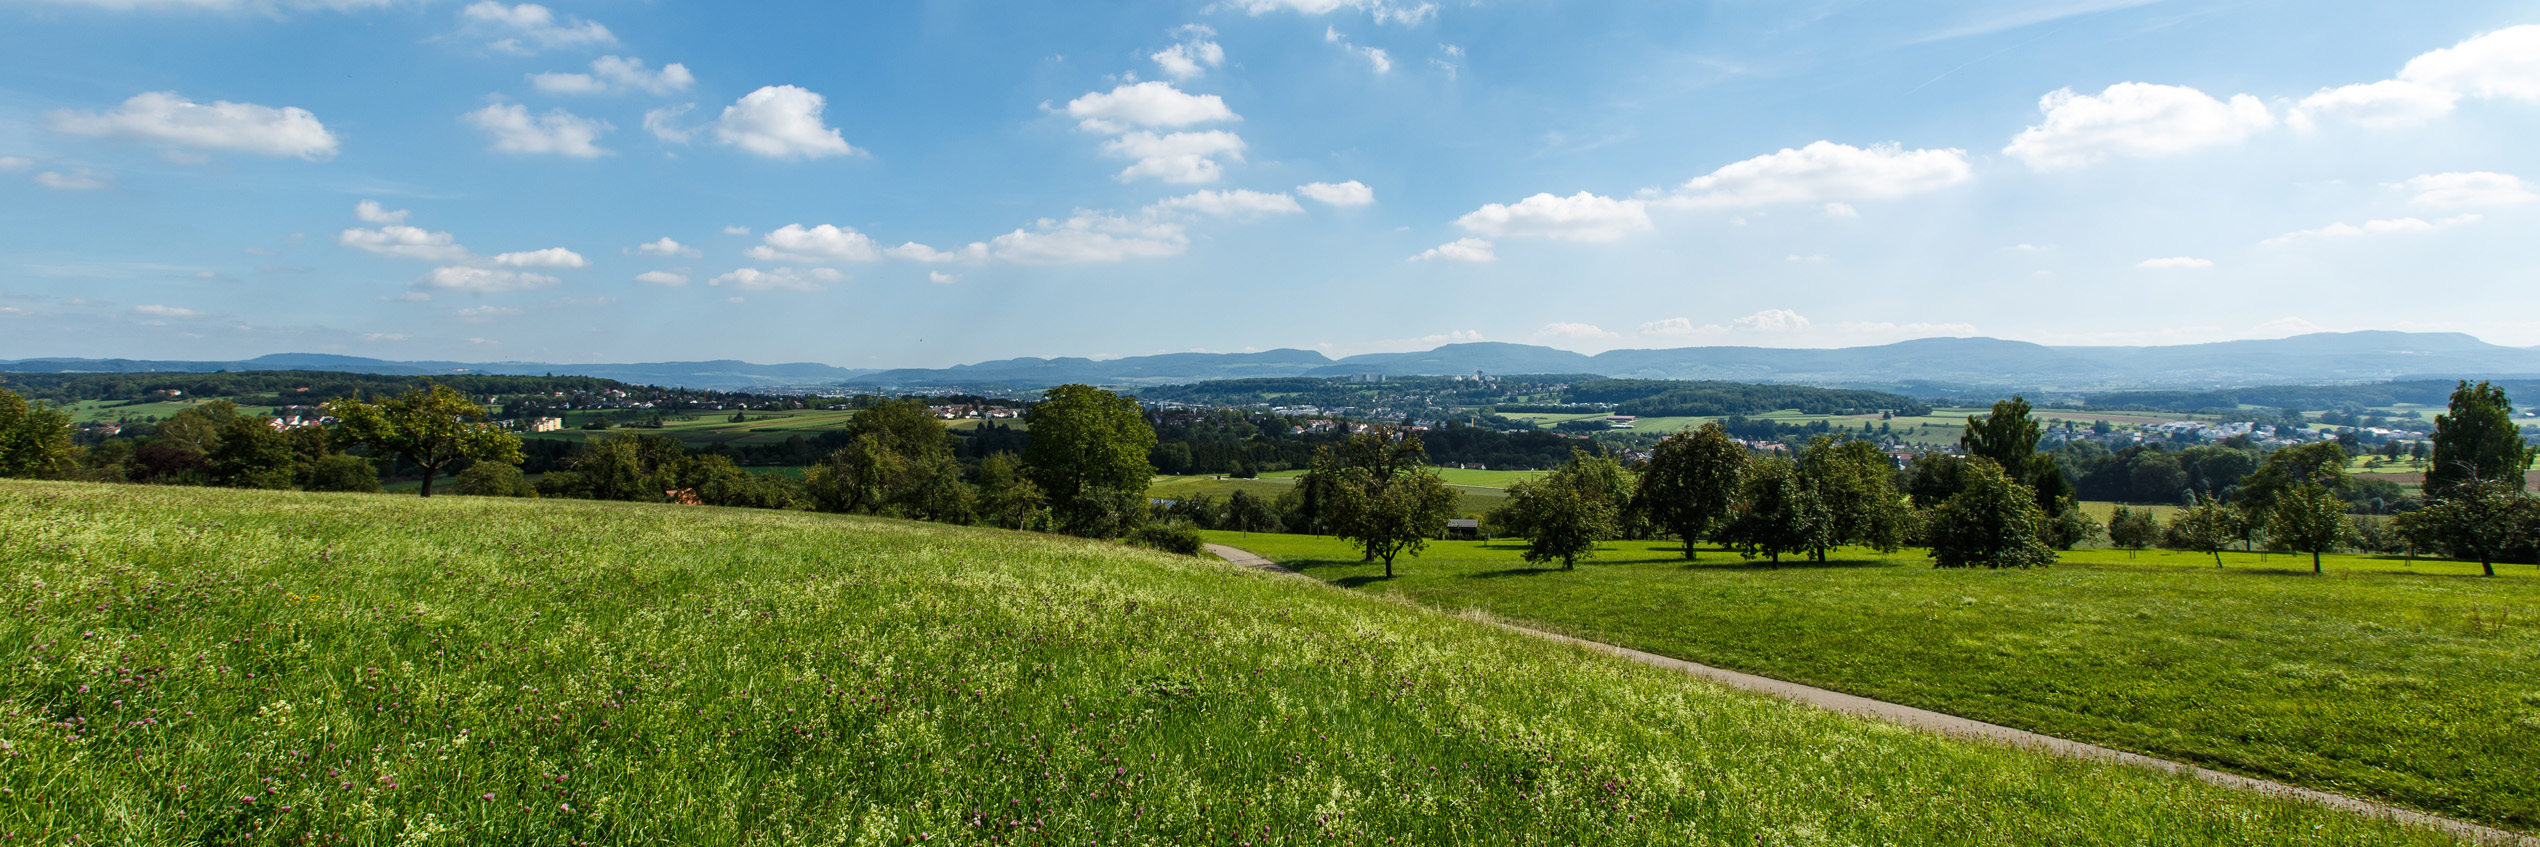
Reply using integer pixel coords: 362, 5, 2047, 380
2, 0, 2537, 367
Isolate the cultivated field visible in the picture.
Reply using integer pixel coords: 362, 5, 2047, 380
63, 398, 280, 424
0, 482, 2470, 845
1203, 531, 2540, 834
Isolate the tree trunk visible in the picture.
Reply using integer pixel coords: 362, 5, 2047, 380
2211, 550, 2222, 568
1383, 556, 1394, 579
2312, 551, 2321, 574
419, 465, 438, 498
2483, 555, 2495, 578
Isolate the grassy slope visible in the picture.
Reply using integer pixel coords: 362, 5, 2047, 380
0, 482, 2462, 846
1203, 531, 2540, 834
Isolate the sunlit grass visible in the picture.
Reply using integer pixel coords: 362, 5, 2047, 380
1205, 530, 2540, 834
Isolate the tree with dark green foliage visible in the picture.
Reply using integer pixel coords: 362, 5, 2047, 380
326, 384, 523, 498
802, 399, 971, 522
1023, 385, 1157, 537
973, 452, 1050, 531
2237, 441, 2349, 518
456, 460, 537, 497
1496, 449, 1630, 570
2043, 500, 2105, 550
1903, 453, 1966, 508
1632, 423, 1747, 559
1301, 432, 1460, 576
2166, 495, 2247, 568
0, 387, 73, 479
1719, 456, 1830, 566
1796, 437, 1911, 560
2393, 477, 2536, 577
2426, 380, 2535, 496
205, 416, 298, 490
1962, 397, 2042, 471
1220, 489, 1283, 533
2107, 506, 2160, 552
1926, 458, 2055, 569
301, 453, 382, 493
2268, 481, 2351, 574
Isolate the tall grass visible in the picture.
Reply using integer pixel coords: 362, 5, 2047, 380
0, 482, 2470, 844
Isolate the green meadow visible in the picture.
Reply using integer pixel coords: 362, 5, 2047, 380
0, 481, 2475, 845
1202, 530, 2540, 834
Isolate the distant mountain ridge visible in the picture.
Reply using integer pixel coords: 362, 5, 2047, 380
8, 331, 2539, 392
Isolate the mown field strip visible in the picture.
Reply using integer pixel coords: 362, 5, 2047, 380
1204, 542, 2540, 847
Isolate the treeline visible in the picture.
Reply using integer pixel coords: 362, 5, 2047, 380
1562, 379, 1930, 417
2085, 379, 2540, 413
1145, 412, 1602, 475
2052, 441, 2410, 511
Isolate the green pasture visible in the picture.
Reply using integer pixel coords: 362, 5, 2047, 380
0, 481, 2474, 845
62, 398, 280, 424
1204, 530, 2540, 834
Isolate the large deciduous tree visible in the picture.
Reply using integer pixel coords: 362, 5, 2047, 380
1497, 448, 1631, 570
0, 388, 72, 479
1795, 436, 1911, 561
1719, 456, 1830, 566
2266, 481, 2351, 574
1022, 385, 1157, 538
802, 398, 972, 522
2393, 478, 2537, 577
326, 384, 522, 498
2426, 380, 2535, 496
1301, 432, 1460, 577
2166, 495, 2247, 568
1925, 458, 2054, 569
1632, 423, 1747, 559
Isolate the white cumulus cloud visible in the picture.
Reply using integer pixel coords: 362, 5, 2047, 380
709, 267, 840, 293
354, 200, 408, 224
338, 226, 471, 262
1102, 130, 1246, 183
455, 305, 520, 322
461, 2, 614, 54
2397, 172, 2535, 208
633, 270, 689, 286
1731, 308, 1811, 333
749, 224, 880, 263
0, 157, 30, 173
1410, 238, 1494, 262
2262, 214, 2479, 246
929, 270, 958, 285
33, 170, 112, 190
132, 304, 201, 320
2004, 83, 2273, 170
1298, 180, 1376, 206
419, 266, 560, 294
1672, 141, 1972, 208
2291, 80, 2458, 130
2137, 256, 2214, 270
714, 85, 857, 159
1225, 0, 1437, 25
986, 212, 1188, 265
1456, 191, 1650, 242
2398, 25, 2540, 102
635, 236, 700, 258
530, 55, 695, 96
462, 103, 611, 157
886, 242, 990, 263
488, 247, 587, 268
1063, 82, 1238, 133
47, 91, 338, 160
1146, 189, 1301, 218
1535, 322, 1617, 341
1151, 26, 1226, 80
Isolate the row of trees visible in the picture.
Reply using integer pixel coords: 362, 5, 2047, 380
1291, 384, 2539, 578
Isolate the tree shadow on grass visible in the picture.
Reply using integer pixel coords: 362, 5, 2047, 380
1675, 557, 1900, 572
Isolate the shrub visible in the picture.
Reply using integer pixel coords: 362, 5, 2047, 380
1130, 520, 1206, 556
